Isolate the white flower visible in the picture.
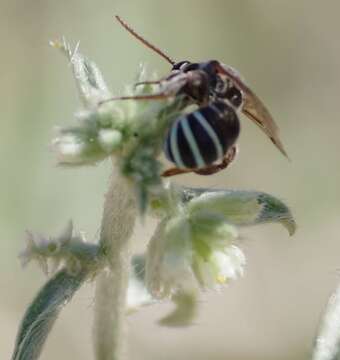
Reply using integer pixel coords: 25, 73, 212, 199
98, 129, 122, 153
145, 210, 245, 299
52, 134, 86, 163
193, 246, 245, 288
190, 216, 245, 289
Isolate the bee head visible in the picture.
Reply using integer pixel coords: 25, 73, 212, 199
171, 61, 192, 71
225, 86, 243, 108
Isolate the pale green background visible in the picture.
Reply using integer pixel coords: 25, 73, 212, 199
1, 1, 340, 359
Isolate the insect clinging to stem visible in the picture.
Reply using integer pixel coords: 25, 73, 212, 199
101, 15, 289, 177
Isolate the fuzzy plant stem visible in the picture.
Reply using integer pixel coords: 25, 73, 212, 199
93, 160, 137, 360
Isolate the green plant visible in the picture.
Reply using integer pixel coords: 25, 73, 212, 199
11, 38, 296, 360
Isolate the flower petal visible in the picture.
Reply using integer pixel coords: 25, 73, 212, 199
146, 217, 196, 298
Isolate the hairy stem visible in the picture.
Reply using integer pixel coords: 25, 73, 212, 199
93, 162, 137, 360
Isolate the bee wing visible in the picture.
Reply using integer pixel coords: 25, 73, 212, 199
242, 87, 289, 158
216, 63, 289, 159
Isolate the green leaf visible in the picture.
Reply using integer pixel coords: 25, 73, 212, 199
12, 269, 87, 360
184, 188, 296, 235
158, 290, 198, 327
312, 282, 340, 360
121, 140, 162, 214
51, 38, 111, 108
257, 193, 296, 235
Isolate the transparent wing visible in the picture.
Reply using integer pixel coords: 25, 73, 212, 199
217, 63, 289, 159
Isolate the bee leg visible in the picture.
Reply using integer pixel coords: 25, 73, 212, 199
98, 92, 174, 106
134, 80, 162, 88
161, 167, 194, 177
161, 145, 238, 177
194, 145, 238, 176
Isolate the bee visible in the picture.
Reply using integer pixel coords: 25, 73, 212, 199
102, 16, 288, 177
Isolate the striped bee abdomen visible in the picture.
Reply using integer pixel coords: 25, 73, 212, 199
164, 100, 240, 169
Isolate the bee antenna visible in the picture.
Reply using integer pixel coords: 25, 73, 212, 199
115, 15, 175, 66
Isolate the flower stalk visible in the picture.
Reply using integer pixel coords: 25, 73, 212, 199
93, 164, 137, 360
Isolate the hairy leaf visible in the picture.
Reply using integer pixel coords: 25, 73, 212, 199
12, 269, 87, 360
184, 188, 296, 235
51, 38, 111, 108
158, 290, 198, 327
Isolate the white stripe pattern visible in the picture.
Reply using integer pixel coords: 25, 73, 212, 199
180, 117, 205, 168
170, 121, 185, 168
193, 111, 224, 160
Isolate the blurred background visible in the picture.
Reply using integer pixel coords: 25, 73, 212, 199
1, 0, 340, 359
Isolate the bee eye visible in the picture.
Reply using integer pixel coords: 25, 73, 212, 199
183, 63, 200, 71
226, 87, 243, 108
200, 60, 220, 74
172, 61, 191, 71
